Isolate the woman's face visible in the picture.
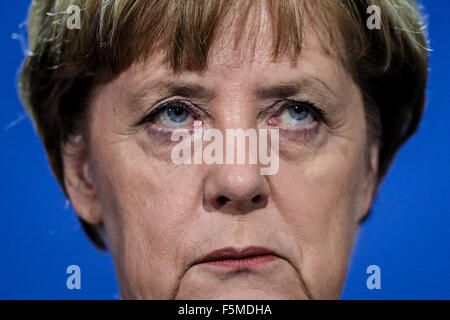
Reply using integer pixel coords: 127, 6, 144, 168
65, 11, 378, 299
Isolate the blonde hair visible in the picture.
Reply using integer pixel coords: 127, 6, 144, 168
19, 0, 429, 249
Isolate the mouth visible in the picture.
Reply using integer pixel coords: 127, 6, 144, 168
193, 246, 279, 270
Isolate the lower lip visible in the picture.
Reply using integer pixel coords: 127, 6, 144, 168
204, 255, 278, 269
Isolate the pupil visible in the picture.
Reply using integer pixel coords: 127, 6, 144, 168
167, 107, 188, 122
288, 105, 308, 121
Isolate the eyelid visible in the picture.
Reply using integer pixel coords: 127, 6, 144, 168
286, 100, 326, 121
262, 99, 326, 122
137, 98, 327, 127
136, 99, 203, 126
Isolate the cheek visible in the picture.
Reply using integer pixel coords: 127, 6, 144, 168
90, 135, 207, 298
270, 122, 368, 298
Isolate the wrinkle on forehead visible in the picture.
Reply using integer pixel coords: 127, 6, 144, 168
194, 1, 342, 72
206, 1, 275, 68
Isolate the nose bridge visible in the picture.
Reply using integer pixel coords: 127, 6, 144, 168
213, 77, 257, 128
202, 78, 270, 214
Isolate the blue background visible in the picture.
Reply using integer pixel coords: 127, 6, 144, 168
0, 1, 448, 300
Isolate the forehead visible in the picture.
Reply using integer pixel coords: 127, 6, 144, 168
119, 0, 343, 76
88, 0, 350, 90
123, 13, 344, 100
204, 2, 336, 69
125, 8, 339, 83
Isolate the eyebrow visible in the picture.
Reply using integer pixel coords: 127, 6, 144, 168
255, 78, 338, 101
129, 80, 215, 109
255, 83, 301, 100
129, 77, 338, 112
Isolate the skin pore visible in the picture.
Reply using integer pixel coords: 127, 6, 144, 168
63, 4, 378, 299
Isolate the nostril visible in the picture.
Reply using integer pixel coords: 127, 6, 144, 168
251, 194, 262, 204
217, 196, 230, 207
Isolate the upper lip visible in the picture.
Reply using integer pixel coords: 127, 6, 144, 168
193, 246, 278, 265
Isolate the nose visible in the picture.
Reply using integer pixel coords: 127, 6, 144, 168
203, 163, 270, 214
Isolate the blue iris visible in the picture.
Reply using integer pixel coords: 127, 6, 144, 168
287, 105, 309, 121
166, 107, 189, 123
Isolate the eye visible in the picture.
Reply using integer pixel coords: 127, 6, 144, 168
150, 101, 195, 128
277, 100, 321, 127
